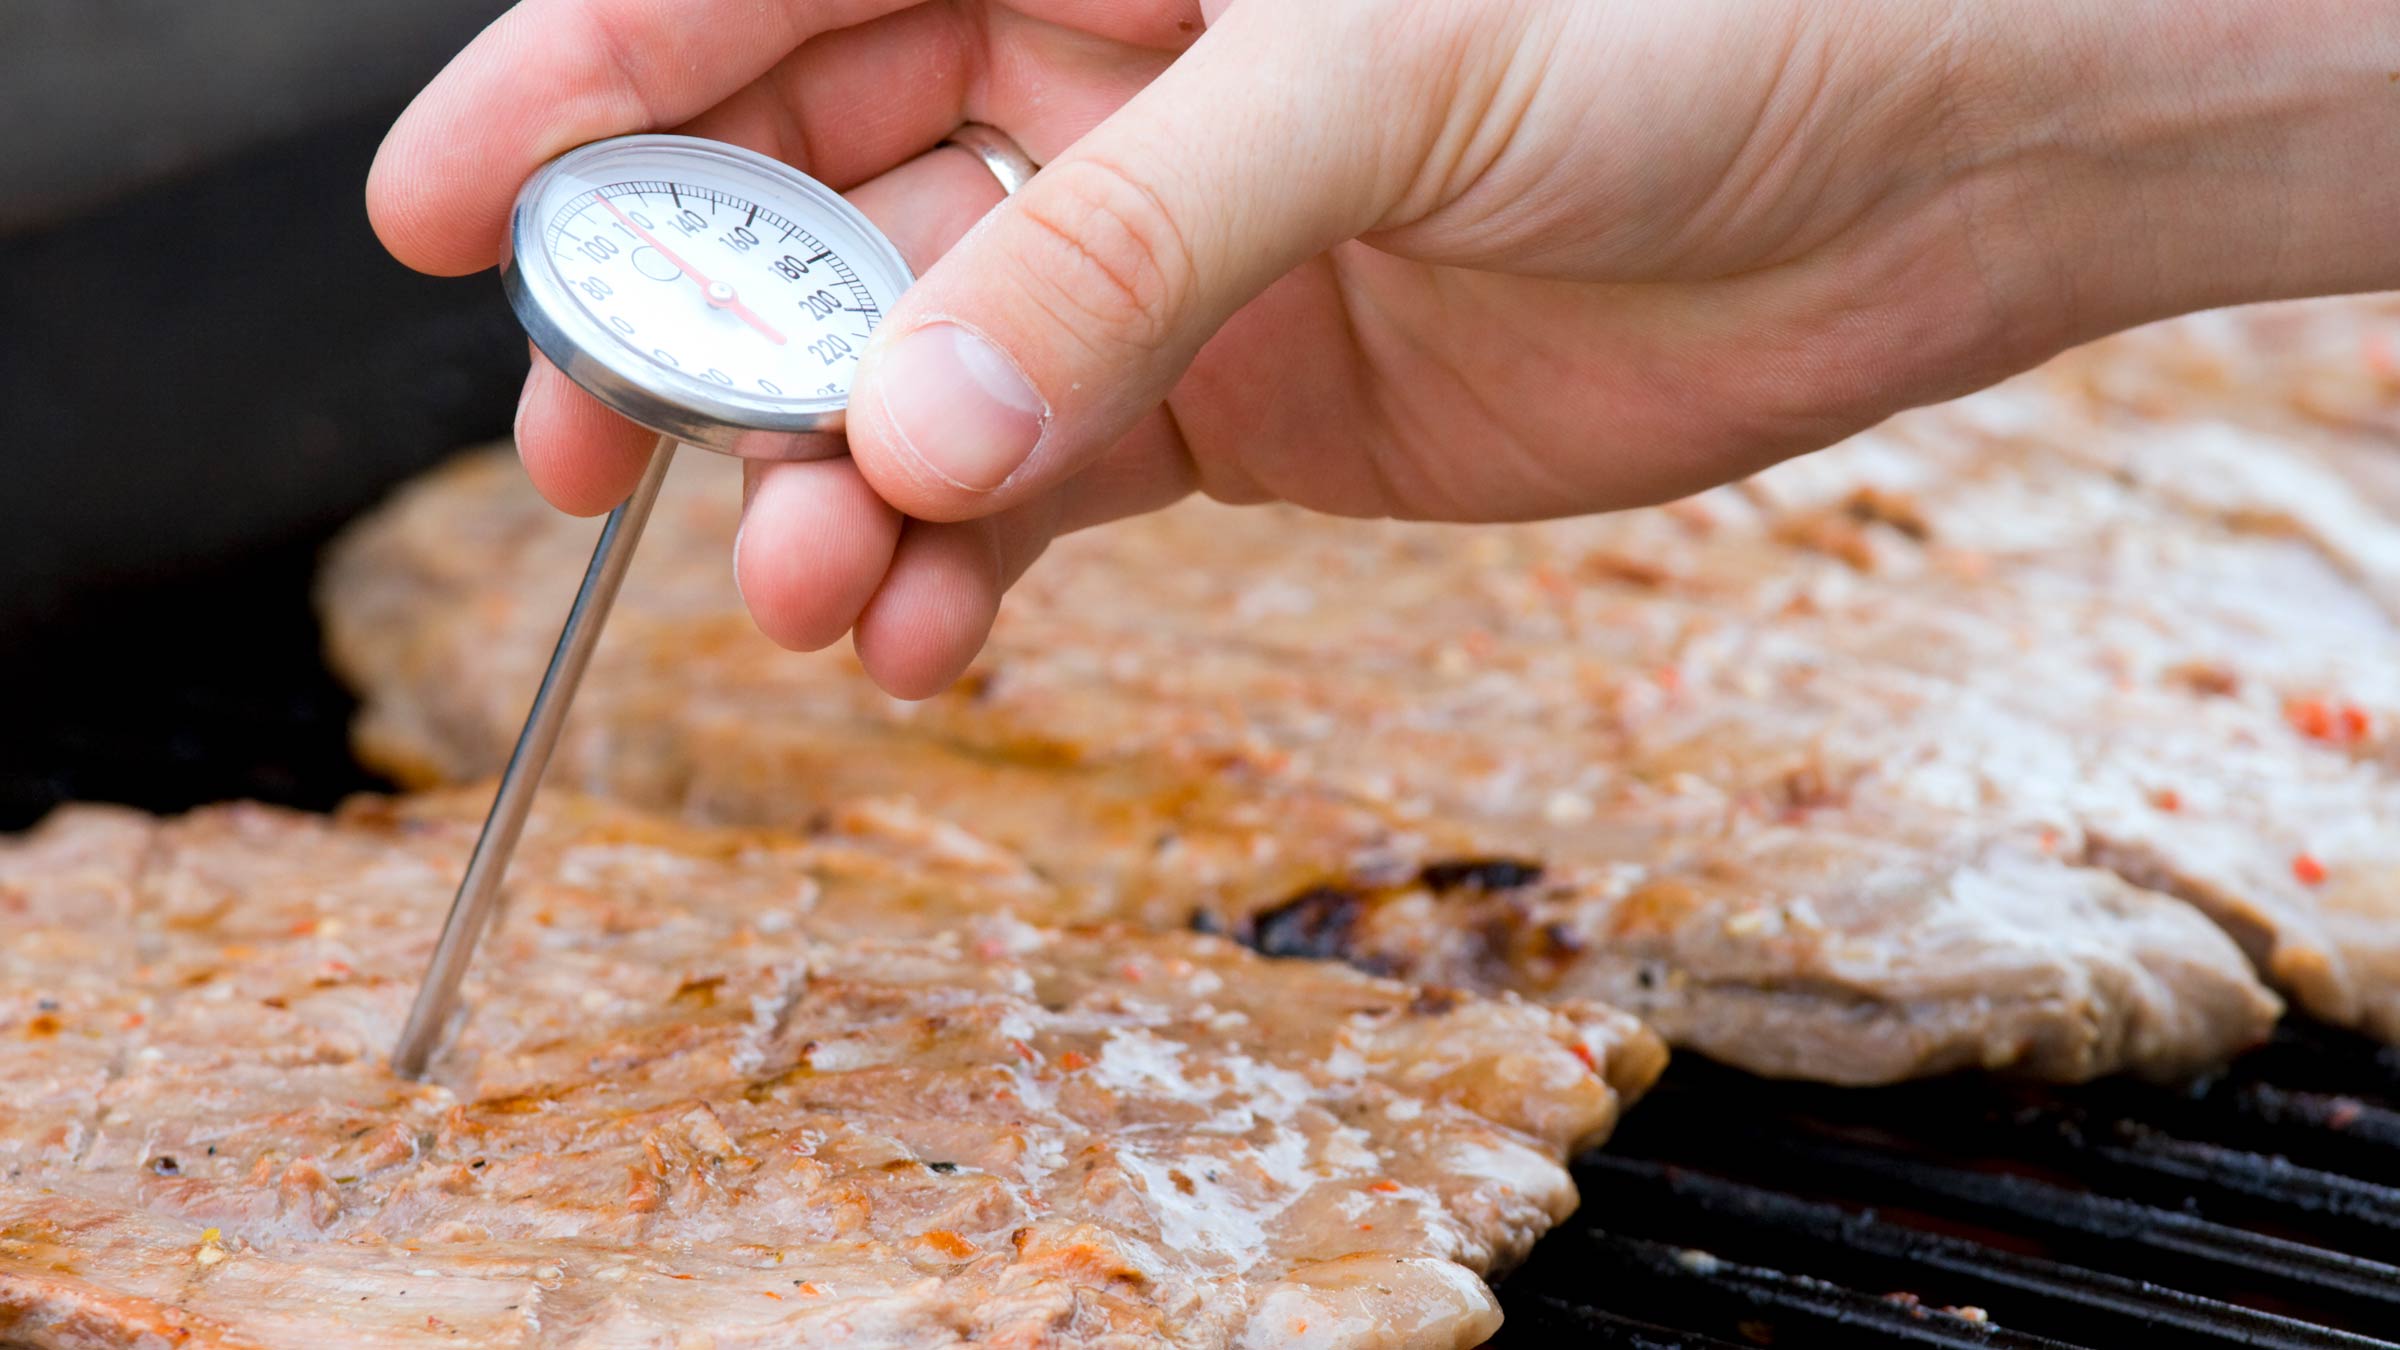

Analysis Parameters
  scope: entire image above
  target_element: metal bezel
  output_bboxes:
[502,134,915,458]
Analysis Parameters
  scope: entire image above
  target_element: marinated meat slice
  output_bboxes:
[0,795,1661,1350]
[319,300,2400,1081]
[1658,373,2400,1039]
[1293,831,2284,1085]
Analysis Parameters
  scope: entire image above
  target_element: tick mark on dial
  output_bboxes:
[745,204,757,228]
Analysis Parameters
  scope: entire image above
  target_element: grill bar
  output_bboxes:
[1570,1153,2399,1350]
[1508,1228,2080,1348]
[2071,1118,2400,1239]
[2231,1083,2400,1158]
[1639,1123,2400,1325]
[1794,1097,2400,1251]
[2045,1077,2400,1183]
[2233,1023,2400,1100]
[1496,1299,1755,1349]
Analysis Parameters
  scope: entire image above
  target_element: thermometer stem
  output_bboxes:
[596,196,788,346]
[390,435,678,1080]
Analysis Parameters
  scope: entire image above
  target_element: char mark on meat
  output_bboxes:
[1417,859,1546,894]
[1242,885,1366,961]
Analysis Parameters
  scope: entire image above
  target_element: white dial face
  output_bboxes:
[516,137,913,424]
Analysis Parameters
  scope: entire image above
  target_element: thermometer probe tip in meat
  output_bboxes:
[390,130,1032,1078]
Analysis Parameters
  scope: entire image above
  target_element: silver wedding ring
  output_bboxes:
[941,123,1038,197]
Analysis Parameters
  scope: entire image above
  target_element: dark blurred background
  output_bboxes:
[0,1,524,827]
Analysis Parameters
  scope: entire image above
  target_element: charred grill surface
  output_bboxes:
[1498,1020,2400,1347]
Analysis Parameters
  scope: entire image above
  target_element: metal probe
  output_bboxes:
[389,435,675,1079]
[387,126,1036,1079]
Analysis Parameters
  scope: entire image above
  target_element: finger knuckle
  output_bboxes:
[1007,155,1196,354]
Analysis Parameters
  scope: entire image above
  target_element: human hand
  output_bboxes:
[370,0,2400,696]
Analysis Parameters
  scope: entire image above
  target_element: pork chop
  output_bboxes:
[318,301,2400,1082]
[0,793,1661,1350]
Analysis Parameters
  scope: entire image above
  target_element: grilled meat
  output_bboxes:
[323,300,2400,1082]
[0,793,1659,1349]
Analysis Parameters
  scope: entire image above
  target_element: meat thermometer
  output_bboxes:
[391,129,1034,1078]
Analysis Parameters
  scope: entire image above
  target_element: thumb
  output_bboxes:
[844,4,1399,522]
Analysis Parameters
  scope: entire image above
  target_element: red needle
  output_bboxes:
[597,195,788,346]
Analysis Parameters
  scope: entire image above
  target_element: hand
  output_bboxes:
[370,0,2400,697]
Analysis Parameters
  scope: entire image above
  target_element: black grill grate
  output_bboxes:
[1499,1028,2400,1347]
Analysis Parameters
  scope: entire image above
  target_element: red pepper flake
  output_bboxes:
[1009,1039,1036,1064]
[2150,788,2182,813]
[2037,827,2061,856]
[759,1290,783,1302]
[1367,1180,1402,1194]
[2293,853,2329,886]
[797,1281,823,1297]
[1118,961,1146,982]
[920,1230,976,1259]
[1529,564,1576,601]
[1570,1043,1600,1074]
[2287,697,2335,740]
[2286,697,2371,744]
[287,918,319,938]
[1357,1223,1375,1231]
[668,1273,698,1281]
[1653,665,1683,695]
[1057,1050,1091,1072]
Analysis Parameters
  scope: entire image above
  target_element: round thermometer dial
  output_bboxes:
[504,135,914,458]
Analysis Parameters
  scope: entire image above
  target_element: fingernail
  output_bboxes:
[876,323,1046,491]
[731,501,750,611]
[731,465,761,611]
[513,363,546,442]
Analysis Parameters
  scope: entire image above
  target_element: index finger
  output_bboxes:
[367,0,920,277]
